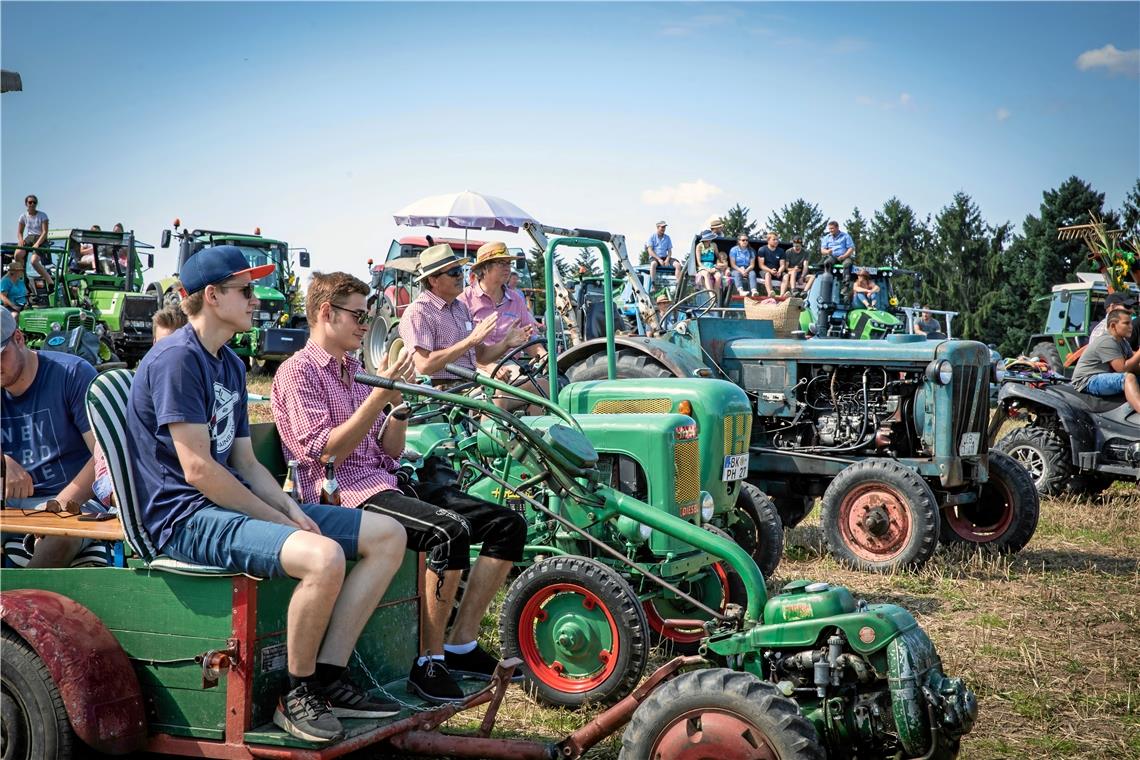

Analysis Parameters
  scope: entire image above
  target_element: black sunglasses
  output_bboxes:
[215,283,255,299]
[442,267,464,278]
[330,303,373,325]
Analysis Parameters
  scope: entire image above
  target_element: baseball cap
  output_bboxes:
[179,246,275,296]
[1106,291,1137,309]
[1,308,16,349]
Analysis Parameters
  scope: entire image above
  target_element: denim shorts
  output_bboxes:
[162,503,362,578]
[1085,372,1126,397]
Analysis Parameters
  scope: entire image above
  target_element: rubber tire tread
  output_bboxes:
[733,482,785,580]
[619,668,825,760]
[948,449,1039,554]
[1,627,75,760]
[820,460,939,572]
[994,425,1070,496]
[565,349,676,382]
[1030,341,1064,375]
[499,556,649,709]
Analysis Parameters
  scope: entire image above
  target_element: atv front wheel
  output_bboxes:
[821,460,939,572]
[619,668,824,760]
[941,450,1039,553]
[995,425,1070,496]
[499,556,648,709]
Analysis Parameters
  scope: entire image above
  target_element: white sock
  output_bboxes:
[444,641,477,655]
[417,654,447,666]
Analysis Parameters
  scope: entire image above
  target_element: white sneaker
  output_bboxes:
[750,290,759,297]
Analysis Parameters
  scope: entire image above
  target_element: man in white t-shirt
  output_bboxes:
[14,194,53,289]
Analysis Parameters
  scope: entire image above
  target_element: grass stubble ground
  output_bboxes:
[249,393,1139,759]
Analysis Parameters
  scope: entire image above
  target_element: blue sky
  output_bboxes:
[3,2,1138,281]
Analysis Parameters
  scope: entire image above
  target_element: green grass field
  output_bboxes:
[248,388,1139,758]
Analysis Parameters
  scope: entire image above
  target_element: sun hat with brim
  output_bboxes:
[700,231,717,242]
[1,308,16,349]
[472,241,522,269]
[417,243,470,282]
[180,245,276,296]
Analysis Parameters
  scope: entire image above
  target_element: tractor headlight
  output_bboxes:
[926,359,953,385]
[700,491,715,523]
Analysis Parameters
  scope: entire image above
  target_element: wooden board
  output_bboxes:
[0,510,124,541]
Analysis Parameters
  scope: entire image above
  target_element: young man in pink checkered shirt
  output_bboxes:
[273,270,527,705]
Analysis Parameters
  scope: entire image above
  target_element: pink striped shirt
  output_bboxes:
[271,341,399,508]
[459,283,539,346]
[398,290,477,380]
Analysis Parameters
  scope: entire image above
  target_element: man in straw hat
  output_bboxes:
[128,247,409,743]
[459,241,548,413]
[399,243,529,388]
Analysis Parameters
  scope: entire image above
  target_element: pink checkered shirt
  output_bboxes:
[398,290,477,380]
[459,283,539,346]
[271,341,399,508]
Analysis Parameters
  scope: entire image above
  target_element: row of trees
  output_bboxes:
[524,176,1139,356]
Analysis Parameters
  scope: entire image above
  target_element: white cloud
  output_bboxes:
[899,92,912,107]
[1075,44,1140,78]
[641,179,724,207]
[854,92,915,111]
[659,13,736,37]
[996,107,1011,122]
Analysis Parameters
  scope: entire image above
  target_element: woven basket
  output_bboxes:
[743,297,804,335]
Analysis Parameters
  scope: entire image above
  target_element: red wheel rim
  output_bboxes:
[837,482,912,562]
[650,708,780,759]
[643,564,730,645]
[945,477,1015,542]
[517,582,619,693]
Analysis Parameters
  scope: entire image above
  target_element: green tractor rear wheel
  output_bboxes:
[1,627,74,760]
[499,556,648,709]
[821,460,939,572]
[619,668,824,760]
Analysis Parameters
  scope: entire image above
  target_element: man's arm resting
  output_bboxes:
[169,423,296,526]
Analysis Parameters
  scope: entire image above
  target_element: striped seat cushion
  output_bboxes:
[85,369,235,575]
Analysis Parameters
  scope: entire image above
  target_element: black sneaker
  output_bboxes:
[407,658,465,704]
[320,676,401,719]
[445,644,523,682]
[273,683,344,743]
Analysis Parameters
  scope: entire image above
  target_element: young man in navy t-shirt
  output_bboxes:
[126,246,408,744]
[1,307,102,566]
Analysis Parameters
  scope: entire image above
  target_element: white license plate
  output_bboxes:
[959,433,981,457]
[722,453,749,481]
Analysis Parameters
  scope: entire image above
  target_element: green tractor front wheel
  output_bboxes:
[727,483,784,579]
[619,668,825,760]
[499,556,648,709]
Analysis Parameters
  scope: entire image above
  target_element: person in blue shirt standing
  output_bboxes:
[729,234,759,297]
[1,308,105,567]
[645,220,675,283]
[821,220,856,282]
[127,246,409,743]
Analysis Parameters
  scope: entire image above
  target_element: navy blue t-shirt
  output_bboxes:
[127,324,250,549]
[758,245,784,270]
[1,351,96,496]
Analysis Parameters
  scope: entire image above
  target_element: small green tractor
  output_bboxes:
[156,221,310,373]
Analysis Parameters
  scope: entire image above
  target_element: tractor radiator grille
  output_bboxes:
[591,398,672,414]
[123,295,158,319]
[723,413,752,457]
[20,313,93,336]
[951,363,989,456]
[674,439,700,505]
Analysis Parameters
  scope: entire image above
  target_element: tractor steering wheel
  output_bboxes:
[657,288,717,331]
[489,337,551,401]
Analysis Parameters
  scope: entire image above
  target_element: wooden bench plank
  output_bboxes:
[0,511,124,541]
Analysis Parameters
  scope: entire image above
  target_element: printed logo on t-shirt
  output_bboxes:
[209,383,240,455]
[1,410,66,491]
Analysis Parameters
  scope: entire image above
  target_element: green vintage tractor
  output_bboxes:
[0,365,976,760]
[156,221,310,373]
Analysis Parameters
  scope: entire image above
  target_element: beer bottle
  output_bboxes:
[319,456,341,506]
[283,460,301,502]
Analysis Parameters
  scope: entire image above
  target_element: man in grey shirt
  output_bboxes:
[1071,310,1140,414]
[1087,291,1137,346]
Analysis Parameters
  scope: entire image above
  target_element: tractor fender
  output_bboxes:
[556,336,705,379]
[994,383,1097,461]
[0,589,147,754]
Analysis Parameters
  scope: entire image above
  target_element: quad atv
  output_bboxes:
[991,378,1140,496]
